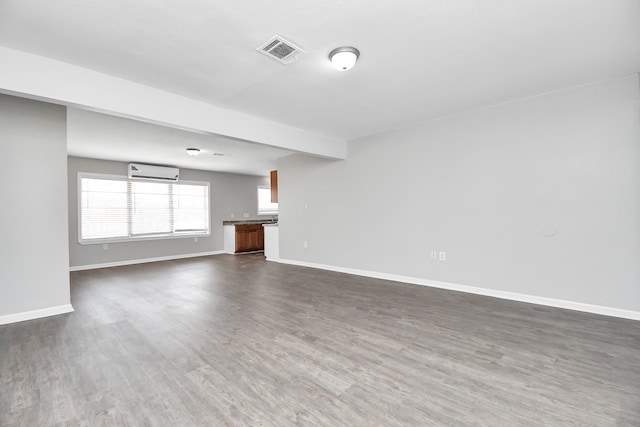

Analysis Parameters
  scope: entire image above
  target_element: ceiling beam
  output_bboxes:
[0,47,347,160]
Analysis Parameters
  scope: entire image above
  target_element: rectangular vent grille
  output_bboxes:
[257,35,304,64]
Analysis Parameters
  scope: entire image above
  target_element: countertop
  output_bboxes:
[223,219,278,226]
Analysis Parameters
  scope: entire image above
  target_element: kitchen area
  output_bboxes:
[223,170,279,261]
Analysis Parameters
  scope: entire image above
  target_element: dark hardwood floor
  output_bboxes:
[1,254,639,426]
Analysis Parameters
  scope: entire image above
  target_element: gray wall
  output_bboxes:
[68,156,272,267]
[279,75,640,312]
[0,94,70,316]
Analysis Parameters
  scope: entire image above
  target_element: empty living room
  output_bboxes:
[1,1,639,426]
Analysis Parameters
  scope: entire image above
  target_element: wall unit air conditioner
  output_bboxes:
[128,163,179,182]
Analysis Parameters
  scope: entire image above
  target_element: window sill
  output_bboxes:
[79,232,211,245]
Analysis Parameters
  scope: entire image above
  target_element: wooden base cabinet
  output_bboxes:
[235,224,264,253]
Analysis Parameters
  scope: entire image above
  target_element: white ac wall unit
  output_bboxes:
[128,163,179,182]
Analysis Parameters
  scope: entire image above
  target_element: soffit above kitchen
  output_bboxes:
[67,108,295,176]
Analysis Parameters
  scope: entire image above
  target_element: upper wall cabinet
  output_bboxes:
[270,170,278,203]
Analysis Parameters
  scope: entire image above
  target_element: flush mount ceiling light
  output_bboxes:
[186,148,200,156]
[329,46,360,71]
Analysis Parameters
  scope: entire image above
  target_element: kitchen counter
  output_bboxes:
[223,220,277,254]
[223,219,277,226]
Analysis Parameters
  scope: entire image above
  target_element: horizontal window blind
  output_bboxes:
[174,183,209,232]
[258,186,278,214]
[79,174,209,243]
[81,178,128,240]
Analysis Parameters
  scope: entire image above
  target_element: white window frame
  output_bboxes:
[257,185,278,215]
[78,172,211,244]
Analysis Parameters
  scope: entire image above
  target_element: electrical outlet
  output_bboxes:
[102,243,108,251]
[303,241,308,249]
[243,212,250,218]
[439,251,446,261]
[430,251,437,260]
[230,213,235,218]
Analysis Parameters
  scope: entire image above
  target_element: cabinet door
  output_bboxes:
[235,229,248,253]
[247,229,258,251]
[258,226,264,249]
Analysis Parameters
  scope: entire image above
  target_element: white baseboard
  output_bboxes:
[0,304,74,325]
[69,251,225,271]
[276,258,640,321]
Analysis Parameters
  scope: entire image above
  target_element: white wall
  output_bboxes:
[68,156,274,268]
[279,75,640,315]
[0,94,71,323]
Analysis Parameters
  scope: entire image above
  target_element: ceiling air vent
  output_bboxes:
[257,35,304,64]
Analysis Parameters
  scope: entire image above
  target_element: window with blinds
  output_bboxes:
[257,185,278,215]
[79,173,209,243]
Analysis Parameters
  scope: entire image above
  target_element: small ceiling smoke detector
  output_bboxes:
[329,46,360,71]
[186,148,200,156]
[257,35,305,64]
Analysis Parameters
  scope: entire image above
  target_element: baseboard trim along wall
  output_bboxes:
[0,304,74,326]
[69,251,225,271]
[275,258,640,322]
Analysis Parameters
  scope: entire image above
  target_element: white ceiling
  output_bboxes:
[1,0,639,174]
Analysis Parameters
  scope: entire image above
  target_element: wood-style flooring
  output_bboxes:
[1,254,639,426]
